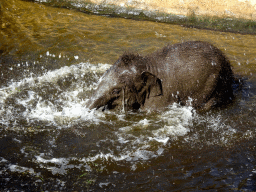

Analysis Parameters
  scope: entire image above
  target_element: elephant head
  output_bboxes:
[86,54,163,111]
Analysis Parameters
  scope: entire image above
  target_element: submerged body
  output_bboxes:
[87,41,234,111]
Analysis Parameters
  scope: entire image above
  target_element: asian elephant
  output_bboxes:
[86,41,234,112]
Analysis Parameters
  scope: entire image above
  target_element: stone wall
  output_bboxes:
[88,0,256,20]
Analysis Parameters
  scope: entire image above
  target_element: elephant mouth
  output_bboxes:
[100,97,120,111]
[95,95,141,112]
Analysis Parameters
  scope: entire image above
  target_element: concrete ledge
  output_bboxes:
[80,0,256,20]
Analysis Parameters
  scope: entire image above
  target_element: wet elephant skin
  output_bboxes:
[87,41,234,112]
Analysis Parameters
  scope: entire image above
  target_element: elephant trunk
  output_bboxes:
[87,87,127,112]
[86,94,106,110]
[86,100,97,110]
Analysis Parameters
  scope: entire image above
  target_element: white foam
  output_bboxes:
[155,103,193,140]
[149,136,169,144]
[81,148,158,162]
[9,165,35,174]
[99,182,111,188]
[35,154,92,174]
[36,155,68,165]
[1,62,110,95]
[153,124,189,140]
[17,91,35,106]
[0,62,111,126]
[138,118,150,126]
[26,94,106,126]
[0,157,8,163]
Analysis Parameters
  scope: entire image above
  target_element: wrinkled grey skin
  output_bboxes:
[87,41,234,112]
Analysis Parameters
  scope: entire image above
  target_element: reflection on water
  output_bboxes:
[1,0,256,191]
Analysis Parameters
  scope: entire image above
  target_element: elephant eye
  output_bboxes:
[112,88,121,95]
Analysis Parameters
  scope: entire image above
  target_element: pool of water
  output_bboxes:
[1,0,256,191]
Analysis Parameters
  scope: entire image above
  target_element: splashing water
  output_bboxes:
[0,62,241,174]
[0,62,196,166]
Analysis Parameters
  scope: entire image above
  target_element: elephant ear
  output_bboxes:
[134,71,163,105]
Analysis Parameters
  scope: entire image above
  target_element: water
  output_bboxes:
[1,0,256,191]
